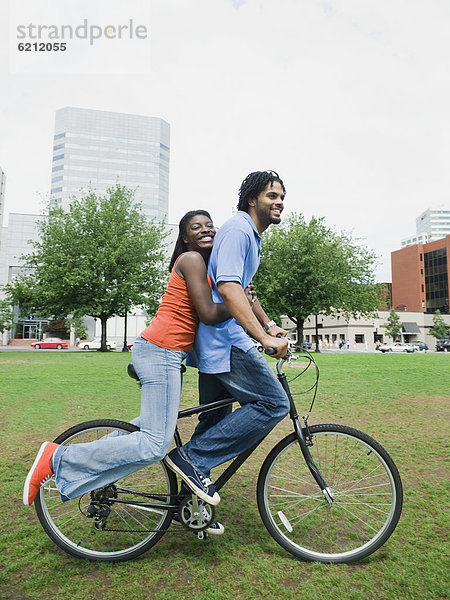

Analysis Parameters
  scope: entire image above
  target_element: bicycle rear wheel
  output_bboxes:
[257,424,403,563]
[34,419,178,562]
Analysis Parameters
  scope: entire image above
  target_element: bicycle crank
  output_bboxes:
[178,495,215,533]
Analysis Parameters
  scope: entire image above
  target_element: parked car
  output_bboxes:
[377,342,415,353]
[436,338,450,352]
[81,338,117,350]
[407,341,429,352]
[30,337,68,350]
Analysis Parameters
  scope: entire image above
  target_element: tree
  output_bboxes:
[385,308,402,342]
[253,213,382,345]
[5,185,169,351]
[0,298,14,334]
[66,315,88,341]
[429,309,450,340]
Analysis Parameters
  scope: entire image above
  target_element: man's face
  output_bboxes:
[252,181,285,226]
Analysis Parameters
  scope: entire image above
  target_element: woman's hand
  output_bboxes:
[244,282,257,307]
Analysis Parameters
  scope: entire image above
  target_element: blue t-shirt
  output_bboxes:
[188,211,261,373]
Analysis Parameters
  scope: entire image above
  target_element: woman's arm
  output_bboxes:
[176,252,231,325]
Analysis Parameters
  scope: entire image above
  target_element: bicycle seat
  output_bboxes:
[127,363,140,381]
[127,362,186,382]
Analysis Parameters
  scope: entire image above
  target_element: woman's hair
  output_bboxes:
[237,170,286,213]
[168,209,213,271]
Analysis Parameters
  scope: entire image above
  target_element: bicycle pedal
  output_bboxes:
[196,531,208,540]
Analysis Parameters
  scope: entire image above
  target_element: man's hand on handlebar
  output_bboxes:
[266,323,288,339]
[262,334,289,359]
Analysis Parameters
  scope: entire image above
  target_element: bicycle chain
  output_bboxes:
[99,527,189,534]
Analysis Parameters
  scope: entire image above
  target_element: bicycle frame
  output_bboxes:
[175,356,332,499]
[109,355,332,512]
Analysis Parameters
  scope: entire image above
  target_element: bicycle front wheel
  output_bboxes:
[34,419,178,562]
[257,424,403,563]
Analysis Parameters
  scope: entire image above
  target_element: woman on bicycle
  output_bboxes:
[23,210,236,515]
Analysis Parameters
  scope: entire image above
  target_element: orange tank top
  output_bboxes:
[141,254,208,352]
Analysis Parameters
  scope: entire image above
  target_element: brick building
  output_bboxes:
[391,235,450,313]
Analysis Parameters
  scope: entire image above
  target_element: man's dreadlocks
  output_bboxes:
[237,170,286,213]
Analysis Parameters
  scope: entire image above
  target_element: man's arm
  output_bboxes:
[217,281,288,359]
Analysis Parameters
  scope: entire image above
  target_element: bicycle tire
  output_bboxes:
[34,419,178,562]
[257,424,403,563]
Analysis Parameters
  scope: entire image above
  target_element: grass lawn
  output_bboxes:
[0,350,448,600]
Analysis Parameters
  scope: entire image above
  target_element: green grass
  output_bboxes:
[0,351,449,600]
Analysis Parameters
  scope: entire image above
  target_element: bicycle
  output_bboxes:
[34,348,403,563]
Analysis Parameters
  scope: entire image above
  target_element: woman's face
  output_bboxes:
[183,214,216,252]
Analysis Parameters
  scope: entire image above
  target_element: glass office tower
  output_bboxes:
[50,107,170,221]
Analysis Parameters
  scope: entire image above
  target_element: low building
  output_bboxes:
[281,310,450,351]
[0,212,47,344]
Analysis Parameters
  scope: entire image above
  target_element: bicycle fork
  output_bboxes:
[277,372,334,505]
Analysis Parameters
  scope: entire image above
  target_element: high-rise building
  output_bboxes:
[401,207,450,248]
[50,107,170,221]
[0,167,5,233]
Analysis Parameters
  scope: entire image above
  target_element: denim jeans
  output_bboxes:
[53,337,186,500]
[182,346,289,475]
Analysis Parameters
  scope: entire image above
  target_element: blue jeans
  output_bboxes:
[182,346,289,475]
[53,337,186,500]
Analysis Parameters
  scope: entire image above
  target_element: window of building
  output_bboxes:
[54,132,66,140]
[424,248,449,313]
[51,187,63,193]
[355,335,365,343]
[53,154,64,161]
[52,166,64,172]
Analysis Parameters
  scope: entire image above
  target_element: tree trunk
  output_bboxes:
[296,318,305,349]
[100,315,108,351]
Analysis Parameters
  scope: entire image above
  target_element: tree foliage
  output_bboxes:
[429,309,450,339]
[385,308,402,341]
[0,298,14,334]
[5,185,169,350]
[253,213,381,343]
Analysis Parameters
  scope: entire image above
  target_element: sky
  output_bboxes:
[1,0,449,282]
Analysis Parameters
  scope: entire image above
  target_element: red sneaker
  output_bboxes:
[23,442,59,506]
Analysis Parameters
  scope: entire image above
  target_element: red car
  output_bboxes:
[30,337,68,350]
